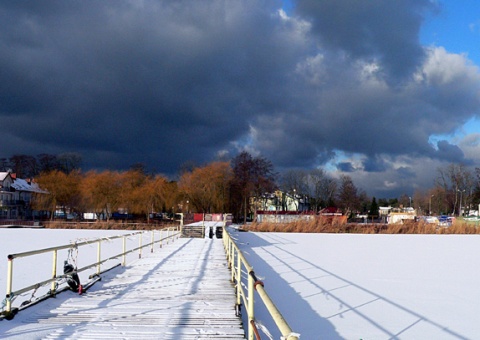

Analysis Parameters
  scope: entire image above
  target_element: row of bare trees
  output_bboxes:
[33,169,176,222]
[277,163,480,217]
[278,169,369,217]
[32,151,277,222]
[411,164,479,216]
[29,148,480,222]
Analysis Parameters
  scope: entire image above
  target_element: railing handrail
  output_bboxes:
[7,231,144,260]
[2,226,180,320]
[223,227,300,340]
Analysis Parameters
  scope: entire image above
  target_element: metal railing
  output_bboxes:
[223,227,300,340]
[1,226,180,320]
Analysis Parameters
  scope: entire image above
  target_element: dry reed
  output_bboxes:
[246,218,480,234]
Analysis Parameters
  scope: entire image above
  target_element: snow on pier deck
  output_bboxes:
[1,232,245,339]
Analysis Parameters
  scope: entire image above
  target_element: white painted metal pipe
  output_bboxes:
[96,241,101,275]
[51,250,57,294]
[6,257,13,313]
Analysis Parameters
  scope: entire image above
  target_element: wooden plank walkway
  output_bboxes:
[1,236,245,339]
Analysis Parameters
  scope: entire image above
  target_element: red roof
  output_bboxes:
[319,207,342,215]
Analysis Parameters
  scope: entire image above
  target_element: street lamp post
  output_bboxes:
[429,195,434,216]
[293,188,298,211]
[409,197,412,208]
[458,189,465,217]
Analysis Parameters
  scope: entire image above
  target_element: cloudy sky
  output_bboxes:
[1,0,479,197]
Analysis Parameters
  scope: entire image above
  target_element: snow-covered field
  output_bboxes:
[2,227,480,339]
[232,230,480,339]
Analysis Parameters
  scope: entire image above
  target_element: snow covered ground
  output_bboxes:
[2,227,480,339]
[232,230,480,339]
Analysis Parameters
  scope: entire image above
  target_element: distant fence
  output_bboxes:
[180,214,232,238]
[42,220,178,230]
[0,220,41,227]
[256,211,347,224]
[183,213,233,225]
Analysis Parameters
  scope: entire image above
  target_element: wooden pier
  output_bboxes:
[1,236,245,339]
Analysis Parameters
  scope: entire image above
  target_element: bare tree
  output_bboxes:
[436,164,474,215]
[9,154,38,178]
[336,175,361,217]
[37,154,58,173]
[57,152,82,174]
[178,161,232,213]
[230,151,276,223]
[306,168,337,211]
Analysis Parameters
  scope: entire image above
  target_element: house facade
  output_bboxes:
[0,172,14,219]
[0,171,47,220]
[254,190,309,212]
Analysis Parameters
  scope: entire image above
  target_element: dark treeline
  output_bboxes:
[5,151,480,221]
[0,153,82,178]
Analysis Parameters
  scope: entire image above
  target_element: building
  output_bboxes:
[0,172,14,219]
[0,171,47,220]
[387,207,417,224]
[253,190,309,212]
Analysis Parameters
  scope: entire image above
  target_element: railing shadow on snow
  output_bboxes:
[238,231,469,340]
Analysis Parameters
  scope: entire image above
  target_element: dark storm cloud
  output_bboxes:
[0,0,300,173]
[362,156,388,172]
[337,162,355,172]
[294,0,438,80]
[1,1,480,197]
[433,140,469,164]
[252,45,480,176]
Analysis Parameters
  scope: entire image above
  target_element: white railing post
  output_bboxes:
[236,250,241,306]
[150,230,154,253]
[230,245,235,282]
[160,229,163,248]
[248,271,255,340]
[138,233,143,258]
[226,238,230,263]
[6,256,13,313]
[122,236,127,266]
[51,250,57,294]
[96,240,101,275]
